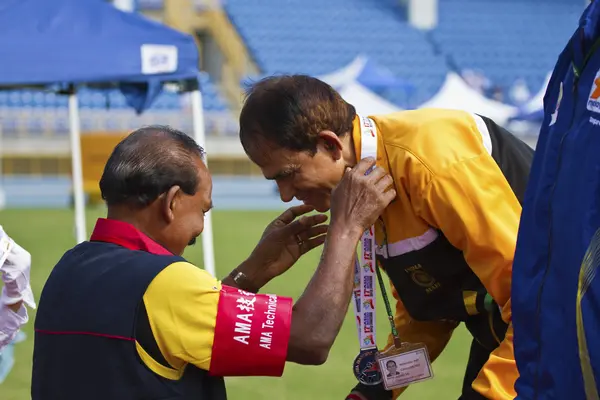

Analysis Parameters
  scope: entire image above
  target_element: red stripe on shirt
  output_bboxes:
[209,285,292,377]
[35,329,135,342]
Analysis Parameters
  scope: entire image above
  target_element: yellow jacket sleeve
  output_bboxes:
[138,261,221,379]
[414,153,520,399]
[472,303,517,399]
[385,284,459,399]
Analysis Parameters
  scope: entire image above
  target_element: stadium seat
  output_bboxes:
[2,0,582,134]
[224,0,584,107]
[432,0,583,98]
[224,0,448,108]
[0,72,232,134]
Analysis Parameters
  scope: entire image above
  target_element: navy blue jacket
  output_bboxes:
[512,2,600,398]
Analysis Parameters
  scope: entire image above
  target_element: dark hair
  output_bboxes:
[386,360,397,368]
[239,75,356,154]
[99,125,205,208]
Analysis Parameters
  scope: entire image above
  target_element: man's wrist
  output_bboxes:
[226,258,268,293]
[328,222,364,242]
[227,267,260,293]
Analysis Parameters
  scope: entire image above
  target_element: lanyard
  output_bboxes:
[572,34,600,80]
[352,115,400,351]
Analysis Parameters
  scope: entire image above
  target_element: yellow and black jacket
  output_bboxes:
[351,109,533,400]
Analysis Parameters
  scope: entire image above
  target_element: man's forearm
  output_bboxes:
[287,224,362,364]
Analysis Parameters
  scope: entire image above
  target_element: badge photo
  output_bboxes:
[377,343,434,391]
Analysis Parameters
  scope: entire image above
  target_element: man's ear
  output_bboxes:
[317,130,344,160]
[162,186,181,223]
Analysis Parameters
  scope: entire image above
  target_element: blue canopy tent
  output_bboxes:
[355,58,416,92]
[509,108,545,123]
[0,0,216,275]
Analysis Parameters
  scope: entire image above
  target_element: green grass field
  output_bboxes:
[0,208,471,399]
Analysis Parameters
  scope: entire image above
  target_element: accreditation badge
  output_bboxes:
[376,342,434,391]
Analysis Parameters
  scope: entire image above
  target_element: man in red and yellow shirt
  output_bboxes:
[32,125,395,399]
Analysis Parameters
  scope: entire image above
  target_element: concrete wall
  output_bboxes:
[0,176,300,210]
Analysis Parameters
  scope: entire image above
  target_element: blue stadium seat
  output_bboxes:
[225,0,584,107]
[136,0,164,10]
[0,72,231,133]
[432,0,583,98]
[224,0,448,107]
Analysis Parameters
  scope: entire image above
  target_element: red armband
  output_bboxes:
[209,285,292,377]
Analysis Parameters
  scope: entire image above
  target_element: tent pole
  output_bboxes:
[190,88,216,277]
[68,85,87,243]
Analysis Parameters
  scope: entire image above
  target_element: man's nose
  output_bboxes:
[277,182,295,203]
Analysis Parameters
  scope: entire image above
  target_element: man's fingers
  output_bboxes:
[302,234,327,253]
[375,174,394,190]
[283,216,313,235]
[276,204,315,224]
[382,187,397,206]
[304,223,329,239]
[308,214,328,226]
[352,157,377,175]
[288,214,328,234]
[366,166,387,182]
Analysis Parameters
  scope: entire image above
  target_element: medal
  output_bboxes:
[351,115,434,391]
[353,348,382,386]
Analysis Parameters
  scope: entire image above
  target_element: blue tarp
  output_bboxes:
[0,0,199,112]
[509,108,544,123]
[356,58,416,92]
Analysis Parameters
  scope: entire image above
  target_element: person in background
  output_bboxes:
[32,126,395,399]
[511,1,600,398]
[0,226,35,383]
[238,75,533,400]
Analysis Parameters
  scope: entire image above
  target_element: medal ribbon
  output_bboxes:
[352,115,379,351]
[352,115,401,352]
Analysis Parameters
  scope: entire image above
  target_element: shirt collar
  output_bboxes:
[351,114,383,161]
[90,218,173,256]
[351,114,362,160]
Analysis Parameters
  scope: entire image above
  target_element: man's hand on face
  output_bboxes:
[330,157,396,238]
[241,205,329,288]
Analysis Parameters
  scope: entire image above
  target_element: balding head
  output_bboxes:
[100,125,205,208]
[99,126,212,256]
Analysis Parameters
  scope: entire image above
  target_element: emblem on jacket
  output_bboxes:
[405,264,441,293]
[586,72,600,114]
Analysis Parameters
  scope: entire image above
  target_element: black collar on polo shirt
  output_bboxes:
[90,218,173,256]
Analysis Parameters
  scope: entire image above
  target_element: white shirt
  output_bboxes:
[0,226,35,351]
